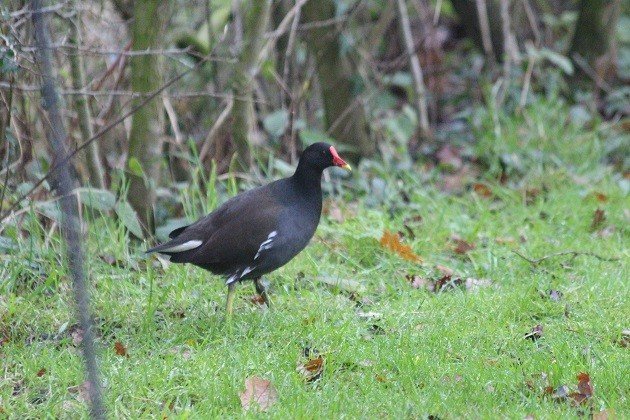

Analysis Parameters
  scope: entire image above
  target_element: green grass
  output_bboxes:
[1,109,629,418]
[2,170,628,418]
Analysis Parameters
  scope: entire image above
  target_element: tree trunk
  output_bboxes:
[569,0,620,80]
[230,0,272,171]
[127,0,165,236]
[68,1,105,188]
[301,0,374,161]
[450,0,504,61]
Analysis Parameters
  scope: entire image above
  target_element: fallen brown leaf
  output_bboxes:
[433,275,464,292]
[240,377,278,412]
[297,356,325,383]
[435,265,454,277]
[249,295,266,306]
[590,208,606,231]
[68,381,92,403]
[114,341,128,357]
[36,368,46,377]
[576,372,593,399]
[450,235,475,254]
[590,192,609,203]
[406,274,430,289]
[380,230,422,263]
[472,183,493,198]
[525,188,541,205]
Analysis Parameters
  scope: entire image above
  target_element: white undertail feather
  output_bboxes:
[160,240,203,253]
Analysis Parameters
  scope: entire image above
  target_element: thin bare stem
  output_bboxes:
[475,0,494,60]
[396,0,430,133]
[512,250,619,266]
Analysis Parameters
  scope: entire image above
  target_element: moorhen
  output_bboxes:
[147,142,351,314]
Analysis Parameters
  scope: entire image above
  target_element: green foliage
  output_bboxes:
[473,96,605,177]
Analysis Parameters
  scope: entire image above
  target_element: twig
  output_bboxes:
[522,0,541,46]
[396,0,430,133]
[91,42,131,91]
[199,96,234,162]
[475,0,494,60]
[257,0,309,69]
[512,250,619,266]
[519,41,536,109]
[162,94,183,145]
[31,1,105,418]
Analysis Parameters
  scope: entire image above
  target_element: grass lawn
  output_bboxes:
[1,109,629,418]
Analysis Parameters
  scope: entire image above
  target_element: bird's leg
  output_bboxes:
[254,277,270,308]
[226,282,237,316]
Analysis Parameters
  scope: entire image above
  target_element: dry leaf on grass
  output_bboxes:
[249,295,266,306]
[68,380,93,403]
[380,230,422,263]
[588,192,608,203]
[240,377,278,412]
[114,341,128,357]
[472,183,493,198]
[297,356,325,383]
[405,272,491,293]
[450,234,475,254]
[590,208,606,231]
[36,368,46,377]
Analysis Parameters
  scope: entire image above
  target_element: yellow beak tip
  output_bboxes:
[342,164,352,172]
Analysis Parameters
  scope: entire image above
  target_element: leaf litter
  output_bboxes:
[239,377,278,412]
[380,230,422,263]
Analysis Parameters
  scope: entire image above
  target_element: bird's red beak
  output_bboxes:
[330,146,352,171]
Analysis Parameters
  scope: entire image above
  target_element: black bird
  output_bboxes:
[147,142,351,314]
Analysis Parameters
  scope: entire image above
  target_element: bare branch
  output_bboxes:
[31,1,105,418]
[475,0,494,60]
[512,250,620,266]
[396,0,430,133]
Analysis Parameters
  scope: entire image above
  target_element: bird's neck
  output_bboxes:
[291,164,323,197]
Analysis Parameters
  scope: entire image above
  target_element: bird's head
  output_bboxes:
[299,142,352,172]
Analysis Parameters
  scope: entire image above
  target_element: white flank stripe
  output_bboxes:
[254,231,278,260]
[161,240,203,253]
[241,266,255,277]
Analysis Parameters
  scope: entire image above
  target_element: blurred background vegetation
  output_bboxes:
[1,0,628,239]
